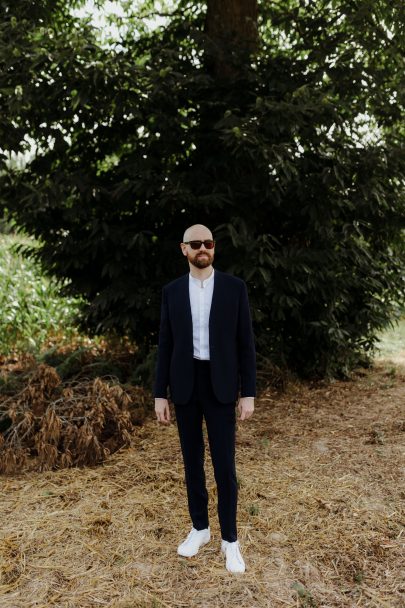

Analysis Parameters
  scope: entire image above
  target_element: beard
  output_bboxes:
[189,251,214,268]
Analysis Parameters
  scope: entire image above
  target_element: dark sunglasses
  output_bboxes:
[183,240,215,250]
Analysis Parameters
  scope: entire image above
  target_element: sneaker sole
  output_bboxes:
[226,565,246,573]
[177,537,210,557]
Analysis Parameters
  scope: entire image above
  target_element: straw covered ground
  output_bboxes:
[1,359,404,608]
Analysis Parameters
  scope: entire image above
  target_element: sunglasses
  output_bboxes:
[183,240,215,250]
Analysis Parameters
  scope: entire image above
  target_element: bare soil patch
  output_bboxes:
[1,361,404,607]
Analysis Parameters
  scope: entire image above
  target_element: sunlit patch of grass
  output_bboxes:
[376,316,405,360]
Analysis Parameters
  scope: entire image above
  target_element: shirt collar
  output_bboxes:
[189,267,215,288]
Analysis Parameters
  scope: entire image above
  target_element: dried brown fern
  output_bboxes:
[0,364,141,473]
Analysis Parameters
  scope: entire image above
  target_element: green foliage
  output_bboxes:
[291,581,318,607]
[0,234,82,354]
[0,0,404,377]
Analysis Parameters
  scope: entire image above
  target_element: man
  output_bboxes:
[153,224,256,574]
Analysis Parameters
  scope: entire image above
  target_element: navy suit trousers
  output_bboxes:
[174,357,238,542]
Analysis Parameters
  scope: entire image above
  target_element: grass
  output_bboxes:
[0,232,83,355]
[375,315,405,363]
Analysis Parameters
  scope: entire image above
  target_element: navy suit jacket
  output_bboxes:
[153,268,256,404]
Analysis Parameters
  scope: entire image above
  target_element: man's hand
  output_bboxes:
[238,397,255,421]
[155,398,171,425]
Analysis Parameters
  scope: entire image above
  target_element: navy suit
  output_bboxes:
[153,268,256,542]
[153,269,256,403]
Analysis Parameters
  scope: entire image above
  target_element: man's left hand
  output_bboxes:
[238,397,255,421]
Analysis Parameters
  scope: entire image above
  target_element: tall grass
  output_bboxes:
[0,233,82,354]
[376,316,405,359]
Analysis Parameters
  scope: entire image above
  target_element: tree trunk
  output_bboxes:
[205,0,259,80]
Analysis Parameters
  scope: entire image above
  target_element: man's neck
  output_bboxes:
[189,265,214,281]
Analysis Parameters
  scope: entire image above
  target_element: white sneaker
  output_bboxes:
[221,540,246,573]
[177,527,211,557]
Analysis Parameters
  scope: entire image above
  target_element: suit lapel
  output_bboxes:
[209,268,221,340]
[179,274,193,349]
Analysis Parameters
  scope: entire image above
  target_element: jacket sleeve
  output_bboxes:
[237,281,256,398]
[153,286,173,399]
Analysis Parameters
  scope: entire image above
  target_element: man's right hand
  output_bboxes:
[155,398,171,425]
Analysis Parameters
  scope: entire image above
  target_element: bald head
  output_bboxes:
[183,224,213,243]
[180,224,215,270]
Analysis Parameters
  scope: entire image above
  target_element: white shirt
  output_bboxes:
[189,267,215,360]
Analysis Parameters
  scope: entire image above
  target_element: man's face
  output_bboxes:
[182,236,215,268]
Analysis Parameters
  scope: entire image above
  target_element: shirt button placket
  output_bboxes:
[200,284,204,358]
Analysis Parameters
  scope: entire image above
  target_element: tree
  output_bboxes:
[0,0,404,380]
[205,0,258,78]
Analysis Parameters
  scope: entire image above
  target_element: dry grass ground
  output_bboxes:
[1,357,404,608]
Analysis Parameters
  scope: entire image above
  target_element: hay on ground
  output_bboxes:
[0,361,404,607]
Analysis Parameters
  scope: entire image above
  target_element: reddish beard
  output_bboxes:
[189,251,214,268]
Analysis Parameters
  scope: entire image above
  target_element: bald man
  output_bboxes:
[154,224,256,573]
